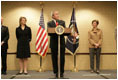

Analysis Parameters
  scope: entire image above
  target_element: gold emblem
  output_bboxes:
[70,24,79,44]
[55,25,64,35]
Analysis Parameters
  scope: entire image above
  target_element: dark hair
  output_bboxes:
[92,20,99,25]
[19,17,27,25]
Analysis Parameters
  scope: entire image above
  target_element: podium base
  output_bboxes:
[49,74,69,79]
[49,77,69,79]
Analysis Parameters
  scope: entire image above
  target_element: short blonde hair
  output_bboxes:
[19,17,27,25]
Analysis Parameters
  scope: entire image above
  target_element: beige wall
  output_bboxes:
[2,1,117,53]
[1,1,117,70]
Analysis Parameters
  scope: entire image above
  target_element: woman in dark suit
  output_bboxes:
[16,17,32,75]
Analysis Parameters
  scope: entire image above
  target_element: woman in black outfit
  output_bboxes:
[16,17,32,75]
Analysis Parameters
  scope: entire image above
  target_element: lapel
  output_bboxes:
[51,20,56,27]
[92,28,99,33]
[1,26,5,33]
[19,25,27,31]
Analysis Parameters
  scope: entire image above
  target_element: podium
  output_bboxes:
[47,25,71,78]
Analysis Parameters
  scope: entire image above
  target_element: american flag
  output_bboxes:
[36,9,48,56]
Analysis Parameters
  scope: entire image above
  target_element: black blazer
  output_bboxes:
[47,20,66,49]
[1,25,9,50]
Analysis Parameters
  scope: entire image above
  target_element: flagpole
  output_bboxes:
[58,36,61,78]
[38,2,45,72]
[72,1,78,72]
[72,54,78,72]
[38,56,44,72]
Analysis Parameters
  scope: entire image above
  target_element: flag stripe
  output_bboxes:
[36,32,47,51]
[36,28,44,45]
[37,36,48,54]
[36,26,41,36]
[42,44,48,56]
[40,40,48,55]
[36,29,45,49]
[36,26,42,40]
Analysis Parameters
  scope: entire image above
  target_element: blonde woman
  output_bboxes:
[16,17,32,75]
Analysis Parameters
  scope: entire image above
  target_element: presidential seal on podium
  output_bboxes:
[55,25,64,35]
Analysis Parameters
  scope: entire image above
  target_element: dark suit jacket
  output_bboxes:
[47,20,66,49]
[1,25,9,50]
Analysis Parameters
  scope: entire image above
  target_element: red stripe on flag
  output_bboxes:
[36,29,44,45]
[36,32,46,51]
[39,38,48,54]
[42,46,48,56]
[36,26,41,36]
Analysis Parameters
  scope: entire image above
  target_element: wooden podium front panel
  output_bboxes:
[47,28,71,35]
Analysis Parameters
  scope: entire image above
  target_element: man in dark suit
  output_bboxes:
[1,17,9,75]
[47,11,66,78]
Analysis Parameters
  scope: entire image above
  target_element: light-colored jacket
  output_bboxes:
[88,28,103,48]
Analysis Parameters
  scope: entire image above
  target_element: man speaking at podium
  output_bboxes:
[47,11,66,78]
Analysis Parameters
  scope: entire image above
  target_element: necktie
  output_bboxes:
[56,21,58,27]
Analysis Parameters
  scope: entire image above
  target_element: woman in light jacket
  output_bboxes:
[88,20,103,73]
